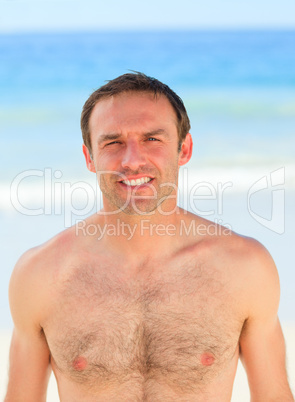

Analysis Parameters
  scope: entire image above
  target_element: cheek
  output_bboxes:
[94,154,124,184]
[93,151,119,171]
[147,147,176,164]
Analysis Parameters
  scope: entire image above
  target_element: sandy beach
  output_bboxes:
[1,324,294,401]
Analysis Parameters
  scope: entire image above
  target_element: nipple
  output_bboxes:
[200,352,215,366]
[73,356,88,371]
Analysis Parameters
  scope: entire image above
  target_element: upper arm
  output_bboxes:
[5,249,52,402]
[239,240,294,401]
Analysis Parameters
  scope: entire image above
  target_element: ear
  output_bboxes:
[178,133,193,166]
[82,144,96,173]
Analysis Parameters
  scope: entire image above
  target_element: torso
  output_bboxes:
[40,221,247,401]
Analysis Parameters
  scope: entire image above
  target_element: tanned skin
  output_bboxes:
[5,92,294,401]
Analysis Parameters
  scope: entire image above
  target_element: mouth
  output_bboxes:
[120,176,153,187]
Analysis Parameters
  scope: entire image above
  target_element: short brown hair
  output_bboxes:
[81,72,190,153]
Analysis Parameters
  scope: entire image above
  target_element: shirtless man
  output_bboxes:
[5,73,294,401]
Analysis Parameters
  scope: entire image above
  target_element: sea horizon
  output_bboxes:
[1,29,294,328]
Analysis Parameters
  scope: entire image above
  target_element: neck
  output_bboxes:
[94,206,184,261]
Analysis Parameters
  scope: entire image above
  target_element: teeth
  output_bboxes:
[122,177,152,186]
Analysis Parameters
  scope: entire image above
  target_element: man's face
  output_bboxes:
[84,91,191,215]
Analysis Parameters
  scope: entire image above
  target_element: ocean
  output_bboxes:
[0,30,295,328]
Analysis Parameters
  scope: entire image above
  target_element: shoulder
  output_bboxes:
[183,213,280,316]
[215,231,280,319]
[205,224,280,294]
[10,213,104,300]
[9,226,78,329]
[11,225,76,281]
[183,212,276,272]
[222,231,279,284]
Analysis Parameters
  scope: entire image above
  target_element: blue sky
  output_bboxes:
[1,0,295,32]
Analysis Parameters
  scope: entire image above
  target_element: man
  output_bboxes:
[6,72,294,401]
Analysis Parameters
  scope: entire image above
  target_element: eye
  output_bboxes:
[147,137,159,141]
[106,141,120,146]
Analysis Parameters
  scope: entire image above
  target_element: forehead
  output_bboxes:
[88,91,178,136]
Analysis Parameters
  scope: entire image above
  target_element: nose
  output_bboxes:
[121,141,146,170]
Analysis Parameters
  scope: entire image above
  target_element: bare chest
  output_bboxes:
[44,262,243,395]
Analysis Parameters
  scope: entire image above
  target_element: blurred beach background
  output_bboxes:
[0,0,295,399]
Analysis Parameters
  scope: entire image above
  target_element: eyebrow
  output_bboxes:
[143,129,168,139]
[97,129,168,145]
[97,133,122,145]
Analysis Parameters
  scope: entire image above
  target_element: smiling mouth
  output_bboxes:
[121,177,153,186]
